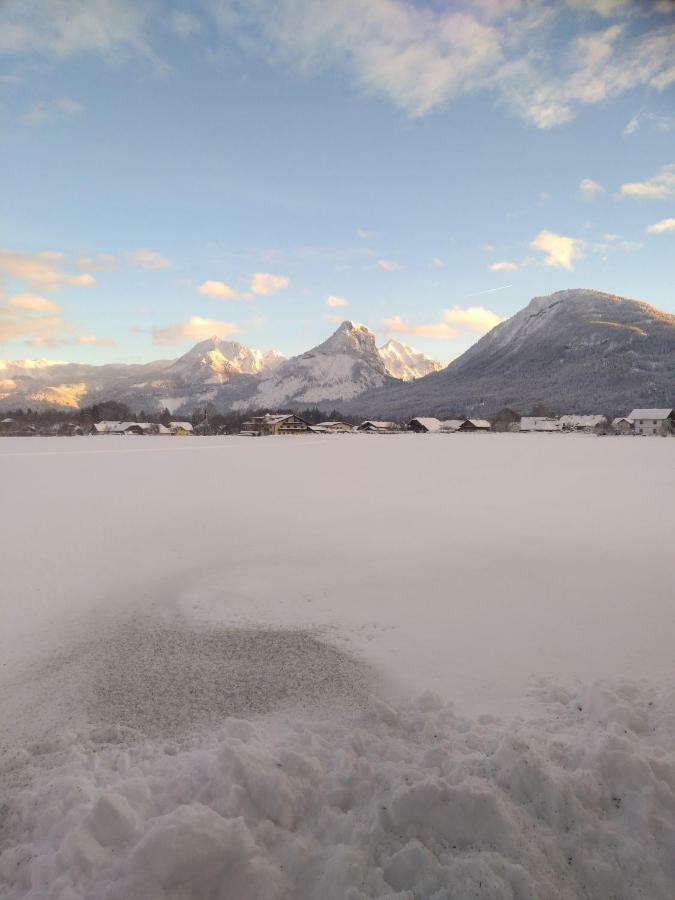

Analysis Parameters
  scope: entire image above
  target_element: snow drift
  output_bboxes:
[2,679,675,899]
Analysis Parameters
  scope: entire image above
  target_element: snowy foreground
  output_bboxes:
[0,434,674,899]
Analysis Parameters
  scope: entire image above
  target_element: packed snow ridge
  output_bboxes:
[2,680,675,899]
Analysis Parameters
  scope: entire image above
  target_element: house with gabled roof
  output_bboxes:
[356,420,399,434]
[240,413,311,436]
[458,419,491,432]
[628,409,674,436]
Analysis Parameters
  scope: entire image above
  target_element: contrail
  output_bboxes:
[466,284,513,297]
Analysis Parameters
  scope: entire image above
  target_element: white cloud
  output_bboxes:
[578,178,605,200]
[22,96,82,125]
[130,248,173,270]
[382,306,502,340]
[250,272,290,295]
[620,163,675,200]
[646,217,675,234]
[78,253,116,271]
[214,1,675,128]
[325,295,349,307]
[0,300,68,344]
[490,261,518,272]
[592,234,643,254]
[198,280,237,299]
[8,293,61,312]
[0,0,152,60]
[356,227,375,239]
[0,248,96,291]
[530,230,584,269]
[430,257,445,269]
[151,316,240,345]
[76,334,115,346]
[622,112,675,136]
[377,259,400,272]
[169,11,201,39]
[481,242,495,252]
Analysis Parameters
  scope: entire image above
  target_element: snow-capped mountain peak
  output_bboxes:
[165,338,286,384]
[378,339,444,381]
[227,321,390,409]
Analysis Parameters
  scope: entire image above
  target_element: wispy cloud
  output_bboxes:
[356,227,375,239]
[0,249,96,291]
[168,11,201,40]
[578,178,605,201]
[151,316,240,345]
[592,233,643,255]
[530,229,584,269]
[130,248,173,270]
[325,294,349,307]
[197,272,290,300]
[78,253,116,271]
[383,306,502,340]
[22,96,82,125]
[624,111,675,136]
[198,280,237,299]
[490,261,518,272]
[620,163,675,200]
[250,272,290,295]
[8,293,61,312]
[377,259,400,272]
[75,334,115,347]
[0,294,67,346]
[0,0,153,61]
[646,217,675,234]
[0,248,103,346]
[213,1,675,128]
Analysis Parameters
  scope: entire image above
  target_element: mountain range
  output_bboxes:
[0,327,440,413]
[1,289,673,417]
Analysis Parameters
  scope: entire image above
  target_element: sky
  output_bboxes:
[0,0,674,365]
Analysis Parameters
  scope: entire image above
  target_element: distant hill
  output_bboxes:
[346,289,675,418]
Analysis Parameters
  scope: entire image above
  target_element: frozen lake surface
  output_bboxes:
[1,434,674,899]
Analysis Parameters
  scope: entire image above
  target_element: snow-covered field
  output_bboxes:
[1,433,674,899]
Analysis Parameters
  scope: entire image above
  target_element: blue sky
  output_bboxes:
[1,0,674,364]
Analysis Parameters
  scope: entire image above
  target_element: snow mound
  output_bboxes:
[2,679,674,899]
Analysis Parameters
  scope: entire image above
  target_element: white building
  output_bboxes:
[628,409,674,436]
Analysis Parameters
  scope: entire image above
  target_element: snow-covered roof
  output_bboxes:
[409,417,442,432]
[439,419,464,431]
[560,415,607,428]
[628,409,673,420]
[612,417,633,426]
[157,424,173,434]
[316,421,351,428]
[520,417,561,432]
[358,420,397,429]
[169,421,193,430]
[465,419,491,429]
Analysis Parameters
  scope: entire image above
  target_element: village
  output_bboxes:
[1,407,673,437]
